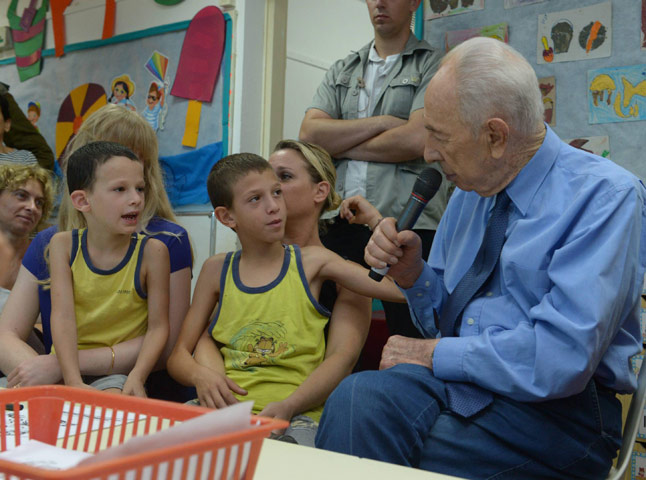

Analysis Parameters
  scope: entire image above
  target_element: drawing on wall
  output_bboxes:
[538,76,555,126]
[108,74,137,111]
[142,51,171,132]
[564,136,609,158]
[588,65,646,124]
[55,83,107,162]
[26,101,41,130]
[425,0,484,20]
[504,0,544,8]
[537,2,611,64]
[445,23,508,52]
[642,0,646,50]
[634,451,646,480]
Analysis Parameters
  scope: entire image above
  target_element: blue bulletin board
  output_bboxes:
[418,0,646,182]
[0,14,232,166]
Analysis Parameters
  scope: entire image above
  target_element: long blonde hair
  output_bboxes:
[57,104,177,231]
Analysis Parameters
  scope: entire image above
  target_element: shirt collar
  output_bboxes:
[368,41,400,65]
[506,124,560,216]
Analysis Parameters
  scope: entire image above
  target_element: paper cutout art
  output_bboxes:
[504,0,544,8]
[27,101,40,129]
[538,76,556,126]
[143,51,171,132]
[172,6,226,147]
[537,2,611,64]
[7,0,48,82]
[108,74,137,111]
[50,0,73,57]
[588,65,646,124]
[159,141,223,207]
[0,26,13,52]
[564,136,609,158]
[55,83,107,161]
[171,6,225,102]
[425,0,484,20]
[102,0,116,40]
[633,451,646,480]
[642,0,646,51]
[445,23,508,52]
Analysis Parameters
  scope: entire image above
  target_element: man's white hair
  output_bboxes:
[442,37,544,138]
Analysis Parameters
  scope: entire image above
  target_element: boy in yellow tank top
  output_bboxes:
[49,141,169,397]
[168,153,403,444]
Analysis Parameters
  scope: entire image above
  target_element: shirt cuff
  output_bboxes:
[432,336,470,383]
[401,265,440,338]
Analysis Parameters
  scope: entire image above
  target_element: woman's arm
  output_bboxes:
[122,239,169,397]
[49,232,85,388]
[0,266,42,375]
[259,286,371,421]
[157,267,191,367]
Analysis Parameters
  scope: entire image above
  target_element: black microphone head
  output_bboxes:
[412,168,443,203]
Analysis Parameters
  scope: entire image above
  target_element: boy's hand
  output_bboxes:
[195,365,247,409]
[340,195,382,229]
[258,400,295,421]
[122,376,147,398]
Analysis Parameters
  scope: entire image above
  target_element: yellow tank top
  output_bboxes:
[209,244,330,421]
[69,229,148,350]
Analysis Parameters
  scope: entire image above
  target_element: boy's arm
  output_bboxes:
[258,286,371,422]
[50,232,85,387]
[122,239,170,397]
[193,330,246,408]
[167,254,246,407]
[303,246,405,302]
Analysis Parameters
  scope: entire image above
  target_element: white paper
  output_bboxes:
[0,439,92,472]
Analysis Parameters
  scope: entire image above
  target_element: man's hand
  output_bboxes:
[7,355,63,387]
[365,217,425,288]
[194,365,247,409]
[380,336,439,371]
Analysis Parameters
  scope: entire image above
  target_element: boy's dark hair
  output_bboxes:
[207,153,273,208]
[66,141,140,193]
[0,94,10,121]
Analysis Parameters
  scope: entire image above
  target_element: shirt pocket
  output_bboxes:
[381,73,421,118]
[336,73,359,120]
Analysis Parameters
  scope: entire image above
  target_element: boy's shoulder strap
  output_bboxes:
[69,228,81,265]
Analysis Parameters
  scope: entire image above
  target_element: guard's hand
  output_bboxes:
[380,336,438,371]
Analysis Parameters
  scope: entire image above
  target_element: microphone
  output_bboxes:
[369,167,443,281]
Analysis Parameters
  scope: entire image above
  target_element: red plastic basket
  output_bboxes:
[0,385,287,479]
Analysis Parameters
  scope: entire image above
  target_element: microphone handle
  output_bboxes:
[369,196,428,282]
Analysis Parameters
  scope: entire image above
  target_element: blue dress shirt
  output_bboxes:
[405,126,646,402]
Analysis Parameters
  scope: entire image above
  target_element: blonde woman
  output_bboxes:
[0,105,192,400]
[0,164,53,312]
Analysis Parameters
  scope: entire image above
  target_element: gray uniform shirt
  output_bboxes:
[309,34,451,230]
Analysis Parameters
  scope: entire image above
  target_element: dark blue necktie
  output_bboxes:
[440,190,511,417]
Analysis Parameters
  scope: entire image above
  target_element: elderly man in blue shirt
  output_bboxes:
[315,37,646,480]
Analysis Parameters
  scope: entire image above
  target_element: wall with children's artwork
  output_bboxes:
[421,0,646,182]
[0,0,256,291]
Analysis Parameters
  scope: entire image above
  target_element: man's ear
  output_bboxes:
[70,190,90,212]
[486,118,509,159]
[3,118,10,133]
[214,206,237,230]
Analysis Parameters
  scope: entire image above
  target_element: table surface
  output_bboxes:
[254,438,462,479]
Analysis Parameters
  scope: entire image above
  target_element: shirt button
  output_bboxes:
[402,78,409,84]
[417,292,423,297]
[467,318,475,325]
[486,291,493,297]
[351,89,358,96]
[425,281,431,287]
